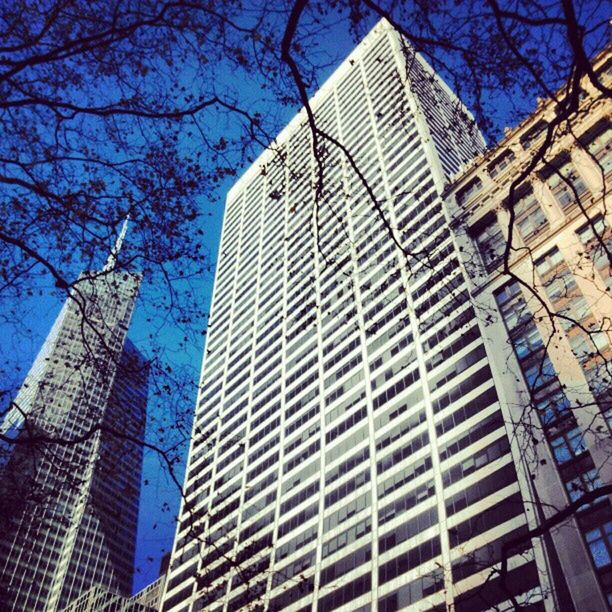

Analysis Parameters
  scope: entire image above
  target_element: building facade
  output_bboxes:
[445,48,611,609]
[0,231,148,611]
[61,584,152,612]
[161,19,574,612]
[64,554,168,612]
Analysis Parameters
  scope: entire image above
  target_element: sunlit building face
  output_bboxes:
[163,19,611,612]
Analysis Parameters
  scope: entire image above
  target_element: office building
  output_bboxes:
[0,223,148,611]
[61,585,152,612]
[64,553,170,612]
[446,46,611,609]
[163,19,574,612]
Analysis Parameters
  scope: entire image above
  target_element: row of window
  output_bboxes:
[445,462,517,517]
[379,536,441,585]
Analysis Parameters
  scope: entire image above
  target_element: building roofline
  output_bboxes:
[227,17,392,200]
[227,15,484,201]
[445,42,612,193]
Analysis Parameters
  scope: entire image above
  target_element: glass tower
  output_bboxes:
[163,20,558,612]
[0,231,148,611]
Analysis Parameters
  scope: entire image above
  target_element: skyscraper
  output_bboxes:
[446,46,611,609]
[0,222,148,611]
[163,19,561,612]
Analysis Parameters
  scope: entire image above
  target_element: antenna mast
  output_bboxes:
[103,216,129,272]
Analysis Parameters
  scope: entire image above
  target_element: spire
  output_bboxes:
[103,215,129,272]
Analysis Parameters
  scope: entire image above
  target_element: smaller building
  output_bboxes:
[134,553,170,611]
[445,46,611,609]
[64,554,169,612]
[61,585,149,612]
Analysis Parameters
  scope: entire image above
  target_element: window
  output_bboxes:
[520,120,548,150]
[325,469,370,508]
[449,491,524,547]
[513,324,543,360]
[269,576,314,611]
[324,491,370,532]
[522,354,557,391]
[273,550,316,588]
[280,481,319,515]
[564,468,606,509]
[276,524,318,562]
[534,384,570,425]
[378,536,441,584]
[278,502,318,538]
[284,440,320,474]
[323,518,371,558]
[435,386,498,436]
[378,569,444,612]
[320,544,371,587]
[326,406,367,444]
[378,481,434,526]
[378,506,438,554]
[326,446,369,486]
[576,215,612,291]
[442,437,510,487]
[469,212,505,272]
[585,522,612,569]
[580,119,611,176]
[535,247,606,380]
[318,573,371,612]
[542,158,590,211]
[453,561,539,612]
[495,282,531,332]
[377,430,429,476]
[439,411,503,461]
[456,176,483,206]
[513,190,549,239]
[537,254,591,321]
[445,463,517,516]
[550,427,587,464]
[533,246,564,277]
[488,149,515,178]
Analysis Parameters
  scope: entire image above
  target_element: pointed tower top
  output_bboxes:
[103,215,129,272]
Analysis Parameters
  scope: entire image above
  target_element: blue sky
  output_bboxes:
[0,18,364,593]
[134,19,365,591]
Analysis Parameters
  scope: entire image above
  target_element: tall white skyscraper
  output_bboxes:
[0,229,148,611]
[163,20,563,612]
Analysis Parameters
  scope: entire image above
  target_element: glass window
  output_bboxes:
[520,120,548,149]
[581,121,611,176]
[543,160,590,210]
[514,325,544,360]
[488,149,516,178]
[534,385,570,425]
[522,355,556,390]
[576,215,612,291]
[585,522,612,568]
[564,468,605,508]
[514,190,549,240]
[495,283,531,331]
[470,214,505,272]
[456,176,483,206]
[550,427,587,464]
